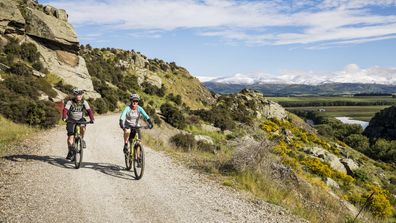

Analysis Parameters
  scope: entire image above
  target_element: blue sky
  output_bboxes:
[41,0,396,82]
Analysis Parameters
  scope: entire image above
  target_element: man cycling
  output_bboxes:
[119,93,153,153]
[62,88,94,160]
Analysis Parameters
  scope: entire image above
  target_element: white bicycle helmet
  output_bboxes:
[72,88,84,95]
[129,93,140,101]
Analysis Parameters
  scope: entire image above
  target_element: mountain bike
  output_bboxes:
[124,126,148,180]
[68,120,93,169]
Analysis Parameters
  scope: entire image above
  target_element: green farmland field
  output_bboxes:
[268,96,396,121]
[268,96,396,104]
[286,106,390,121]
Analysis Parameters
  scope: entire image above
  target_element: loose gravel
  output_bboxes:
[0,114,307,223]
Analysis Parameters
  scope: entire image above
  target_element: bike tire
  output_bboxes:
[74,138,83,169]
[133,144,145,180]
[125,143,132,170]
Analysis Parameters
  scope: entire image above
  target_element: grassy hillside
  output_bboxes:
[80,46,214,112]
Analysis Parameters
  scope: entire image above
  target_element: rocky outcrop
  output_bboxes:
[340,158,359,175]
[363,106,396,141]
[0,1,100,98]
[218,89,287,121]
[0,0,25,35]
[302,146,348,174]
[239,89,287,119]
[31,37,99,98]
[194,135,214,145]
[25,7,78,52]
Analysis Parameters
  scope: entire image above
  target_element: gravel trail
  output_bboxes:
[0,114,306,223]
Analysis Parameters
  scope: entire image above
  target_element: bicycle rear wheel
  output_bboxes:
[133,143,145,180]
[74,138,83,169]
[124,143,132,170]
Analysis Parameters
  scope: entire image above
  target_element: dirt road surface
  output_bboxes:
[0,114,305,223]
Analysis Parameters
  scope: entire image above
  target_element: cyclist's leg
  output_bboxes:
[66,122,75,159]
[123,127,131,153]
[80,118,87,139]
[123,128,131,144]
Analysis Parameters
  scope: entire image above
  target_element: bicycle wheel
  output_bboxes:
[74,137,83,169]
[133,143,145,180]
[124,143,132,170]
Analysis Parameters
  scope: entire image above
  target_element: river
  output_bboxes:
[335,117,369,129]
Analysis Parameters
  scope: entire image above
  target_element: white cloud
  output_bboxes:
[210,64,396,85]
[46,0,396,46]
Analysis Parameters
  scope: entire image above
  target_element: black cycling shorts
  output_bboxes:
[126,126,141,141]
[66,118,86,136]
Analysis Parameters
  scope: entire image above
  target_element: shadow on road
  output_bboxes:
[2,154,137,180]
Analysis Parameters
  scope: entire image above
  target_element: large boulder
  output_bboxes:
[215,89,287,122]
[30,37,100,98]
[302,146,347,174]
[0,0,25,34]
[363,106,396,141]
[194,135,214,145]
[340,158,359,175]
[25,7,78,52]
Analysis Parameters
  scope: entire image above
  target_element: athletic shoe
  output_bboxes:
[66,151,73,160]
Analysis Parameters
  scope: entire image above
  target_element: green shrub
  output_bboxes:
[92,98,109,114]
[20,43,40,63]
[167,93,182,105]
[170,133,196,151]
[160,103,186,129]
[4,75,39,99]
[145,106,162,126]
[0,97,58,128]
[197,141,219,153]
[353,169,369,183]
[344,134,370,153]
[8,63,33,76]
[142,82,166,97]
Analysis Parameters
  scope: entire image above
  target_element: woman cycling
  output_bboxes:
[119,93,153,153]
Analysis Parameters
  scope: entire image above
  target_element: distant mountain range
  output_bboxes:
[204,82,396,96]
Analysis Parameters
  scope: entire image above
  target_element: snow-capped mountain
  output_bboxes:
[203,64,396,86]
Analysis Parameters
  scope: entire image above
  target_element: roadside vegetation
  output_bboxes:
[0,116,36,155]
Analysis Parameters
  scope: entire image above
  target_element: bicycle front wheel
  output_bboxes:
[74,138,83,169]
[133,143,145,180]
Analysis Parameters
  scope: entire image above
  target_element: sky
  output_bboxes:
[41,0,396,83]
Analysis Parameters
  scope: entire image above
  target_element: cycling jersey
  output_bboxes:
[63,99,94,121]
[120,105,150,127]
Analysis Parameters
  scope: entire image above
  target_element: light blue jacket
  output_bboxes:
[120,105,150,127]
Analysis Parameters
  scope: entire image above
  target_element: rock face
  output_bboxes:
[218,89,287,120]
[0,0,99,98]
[302,146,348,174]
[25,7,78,52]
[363,106,396,141]
[0,0,25,35]
[32,38,99,98]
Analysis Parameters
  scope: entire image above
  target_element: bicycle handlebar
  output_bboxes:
[66,120,94,125]
[126,125,150,129]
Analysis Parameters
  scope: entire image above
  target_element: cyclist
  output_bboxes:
[62,88,94,160]
[119,93,153,153]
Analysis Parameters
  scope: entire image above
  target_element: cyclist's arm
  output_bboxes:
[62,100,72,120]
[138,106,153,128]
[119,106,131,129]
[138,106,150,121]
[120,106,131,122]
[83,101,94,121]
